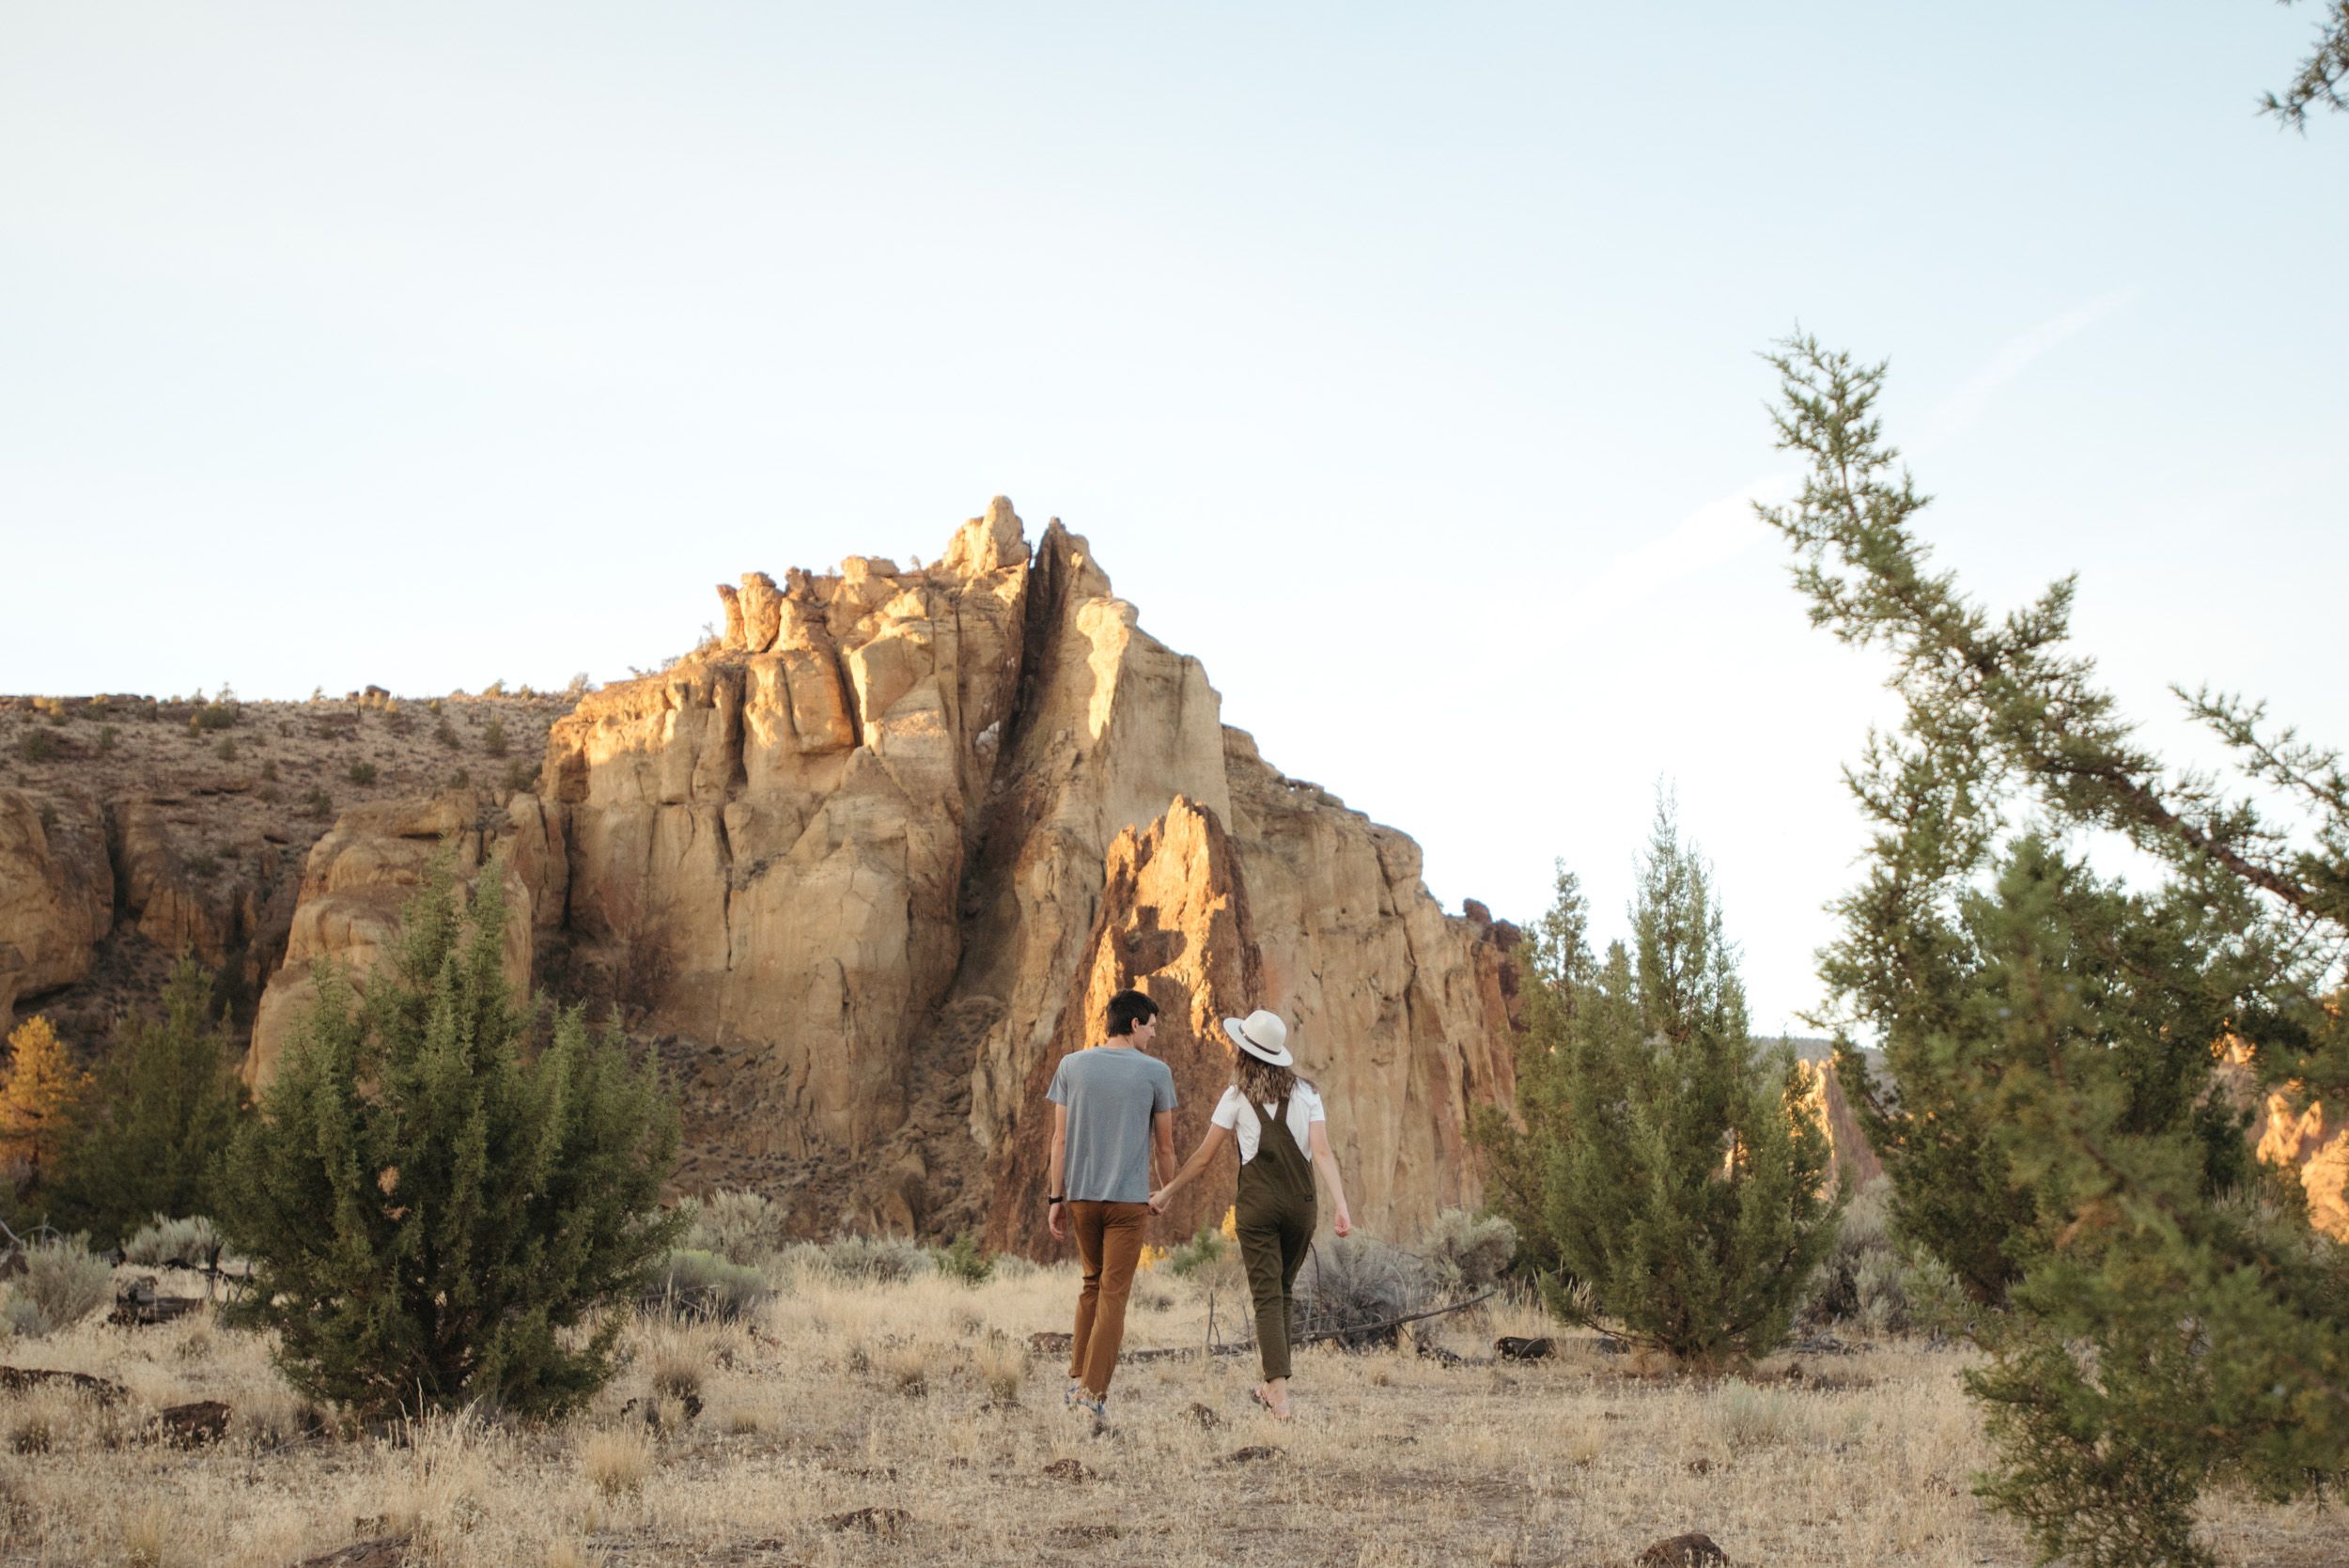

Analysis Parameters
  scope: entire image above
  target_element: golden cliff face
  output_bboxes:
[244,501,1522,1246]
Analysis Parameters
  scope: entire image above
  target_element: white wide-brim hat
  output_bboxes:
[1222,1009,1293,1066]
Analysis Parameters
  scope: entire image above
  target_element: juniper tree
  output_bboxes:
[1480,807,1840,1367]
[216,856,682,1421]
[1758,334,2349,1567]
[50,954,250,1248]
[0,1016,88,1197]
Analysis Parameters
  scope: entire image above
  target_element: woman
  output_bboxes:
[1152,1008,1352,1421]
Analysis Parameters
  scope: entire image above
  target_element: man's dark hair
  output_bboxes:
[1104,989,1159,1038]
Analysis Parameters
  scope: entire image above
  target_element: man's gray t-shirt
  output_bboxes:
[1047,1046,1177,1203]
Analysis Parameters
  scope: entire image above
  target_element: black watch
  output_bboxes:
[1048,1195,1066,1205]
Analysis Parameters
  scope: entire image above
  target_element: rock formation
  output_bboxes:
[242,790,563,1088]
[0,789,112,1024]
[516,500,1521,1249]
[2255,1091,2348,1241]
[1794,1057,1883,1190]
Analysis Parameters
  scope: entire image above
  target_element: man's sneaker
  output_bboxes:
[1063,1378,1084,1408]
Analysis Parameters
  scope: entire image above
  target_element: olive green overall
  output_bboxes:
[1235,1092,1316,1381]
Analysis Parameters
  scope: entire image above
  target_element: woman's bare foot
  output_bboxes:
[1252,1381,1294,1421]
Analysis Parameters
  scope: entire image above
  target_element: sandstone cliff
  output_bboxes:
[523,501,1520,1249]
[0,789,112,1024]
[242,789,563,1088]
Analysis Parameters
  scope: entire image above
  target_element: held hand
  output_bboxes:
[1149,1187,1173,1214]
[1048,1200,1066,1241]
[1333,1205,1352,1238]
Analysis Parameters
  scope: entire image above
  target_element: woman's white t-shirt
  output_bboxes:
[1210,1083,1326,1165]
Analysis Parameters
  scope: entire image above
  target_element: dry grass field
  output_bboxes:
[2,1256,2343,1568]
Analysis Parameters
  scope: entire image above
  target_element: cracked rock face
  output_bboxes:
[241,789,564,1089]
[244,500,1526,1248]
[0,789,113,1024]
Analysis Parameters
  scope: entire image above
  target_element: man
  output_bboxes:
[1045,987,1176,1426]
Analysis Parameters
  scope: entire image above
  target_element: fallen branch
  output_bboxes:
[1293,1288,1498,1349]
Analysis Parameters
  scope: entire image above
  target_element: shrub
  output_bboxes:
[97,725,117,755]
[481,679,506,698]
[809,1234,933,1284]
[448,768,471,788]
[123,1215,223,1268]
[1163,1225,1230,1279]
[434,719,459,749]
[2,1294,50,1339]
[680,1188,788,1266]
[347,762,378,785]
[582,1427,650,1498]
[502,759,536,795]
[1476,813,1841,1368]
[641,1249,770,1323]
[482,719,508,758]
[182,847,219,879]
[302,786,333,819]
[1795,1177,1965,1339]
[16,1236,111,1335]
[933,1232,993,1287]
[51,957,248,1248]
[189,702,237,733]
[1299,1235,1428,1347]
[260,759,278,783]
[17,730,55,763]
[1421,1208,1517,1296]
[215,737,238,761]
[974,1330,1025,1403]
[216,859,683,1420]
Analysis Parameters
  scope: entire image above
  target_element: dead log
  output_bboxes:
[0,1366,129,1404]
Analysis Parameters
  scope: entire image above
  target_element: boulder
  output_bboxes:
[1637,1533,1730,1567]
[156,1399,231,1447]
[0,788,112,1025]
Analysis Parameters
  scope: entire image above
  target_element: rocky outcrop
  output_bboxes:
[530,500,1519,1248]
[985,797,1261,1250]
[241,790,564,1088]
[1796,1057,1883,1190]
[0,789,112,1025]
[2251,1087,2348,1241]
[108,800,277,984]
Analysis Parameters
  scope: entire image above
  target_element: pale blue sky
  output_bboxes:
[4,2,2343,1029]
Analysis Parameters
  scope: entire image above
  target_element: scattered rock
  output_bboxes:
[110,1275,204,1327]
[1225,1445,1284,1464]
[1027,1331,1073,1356]
[1496,1335,1554,1361]
[1051,1524,1123,1544]
[294,1538,409,1568]
[1411,1330,1467,1367]
[1041,1457,1093,1483]
[824,1508,910,1536]
[157,1400,231,1447]
[1185,1402,1221,1430]
[1684,1455,1714,1476]
[0,1366,128,1405]
[1637,1532,1730,1567]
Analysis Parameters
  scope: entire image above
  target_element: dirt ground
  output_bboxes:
[2,1258,2341,1568]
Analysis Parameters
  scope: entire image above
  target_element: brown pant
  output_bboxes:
[1066,1201,1150,1398]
